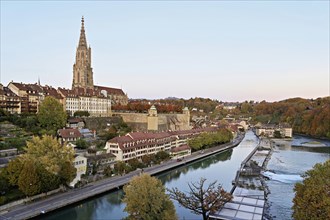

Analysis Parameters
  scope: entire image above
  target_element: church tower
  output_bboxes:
[72,17,94,89]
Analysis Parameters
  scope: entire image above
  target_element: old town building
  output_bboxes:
[6,82,63,114]
[0,84,21,114]
[104,128,218,162]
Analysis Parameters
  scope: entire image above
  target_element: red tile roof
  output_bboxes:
[9,82,63,99]
[107,128,219,150]
[94,85,125,96]
[58,128,82,139]
[68,118,84,123]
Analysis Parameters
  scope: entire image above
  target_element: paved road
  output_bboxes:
[0,134,244,220]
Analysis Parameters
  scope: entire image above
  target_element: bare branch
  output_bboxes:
[167,178,232,220]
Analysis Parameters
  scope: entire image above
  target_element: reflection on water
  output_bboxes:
[42,131,258,220]
[160,149,233,185]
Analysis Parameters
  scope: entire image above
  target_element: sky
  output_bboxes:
[1,1,329,102]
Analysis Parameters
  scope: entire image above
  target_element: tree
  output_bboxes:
[168,177,232,220]
[23,135,75,175]
[123,173,177,220]
[114,161,129,175]
[58,161,77,185]
[155,151,170,162]
[0,169,10,194]
[37,166,60,192]
[5,135,76,195]
[127,158,145,170]
[18,159,41,196]
[141,154,153,166]
[74,111,90,117]
[75,139,90,149]
[38,96,67,135]
[292,160,330,220]
[5,159,23,186]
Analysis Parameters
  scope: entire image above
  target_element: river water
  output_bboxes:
[264,136,330,219]
[42,132,329,220]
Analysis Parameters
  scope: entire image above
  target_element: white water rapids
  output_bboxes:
[262,171,303,183]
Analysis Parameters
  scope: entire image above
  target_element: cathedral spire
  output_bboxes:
[73,17,94,89]
[78,16,87,48]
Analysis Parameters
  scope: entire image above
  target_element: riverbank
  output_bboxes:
[0,133,245,220]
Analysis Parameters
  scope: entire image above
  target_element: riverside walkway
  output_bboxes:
[0,133,244,220]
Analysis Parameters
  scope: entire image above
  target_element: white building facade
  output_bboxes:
[104,128,218,162]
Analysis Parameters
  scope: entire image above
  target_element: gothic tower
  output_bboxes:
[72,17,94,89]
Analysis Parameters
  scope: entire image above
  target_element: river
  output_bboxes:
[264,135,330,219]
[42,131,329,220]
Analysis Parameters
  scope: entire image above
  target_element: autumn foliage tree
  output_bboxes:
[123,174,177,220]
[168,178,232,220]
[292,160,330,220]
[4,135,76,196]
[252,97,330,138]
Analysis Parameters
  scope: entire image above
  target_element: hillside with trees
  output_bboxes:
[251,97,330,138]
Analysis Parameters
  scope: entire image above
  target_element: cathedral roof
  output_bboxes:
[94,85,126,96]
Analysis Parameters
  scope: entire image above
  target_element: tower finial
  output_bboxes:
[78,16,87,48]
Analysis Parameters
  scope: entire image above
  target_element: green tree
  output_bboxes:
[127,158,145,170]
[292,160,330,220]
[5,158,24,186]
[123,173,177,220]
[75,139,90,149]
[114,161,129,175]
[58,161,77,185]
[37,166,60,192]
[38,96,67,135]
[0,169,10,194]
[155,151,170,162]
[18,159,41,196]
[103,165,113,177]
[168,177,232,220]
[74,111,90,117]
[141,154,153,166]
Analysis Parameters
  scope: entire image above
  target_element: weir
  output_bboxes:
[210,137,273,220]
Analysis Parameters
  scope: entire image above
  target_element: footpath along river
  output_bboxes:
[42,131,329,220]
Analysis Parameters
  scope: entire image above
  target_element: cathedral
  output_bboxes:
[72,17,94,89]
[71,17,128,105]
[0,17,128,116]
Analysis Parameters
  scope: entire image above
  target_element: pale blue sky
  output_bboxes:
[1,1,329,101]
